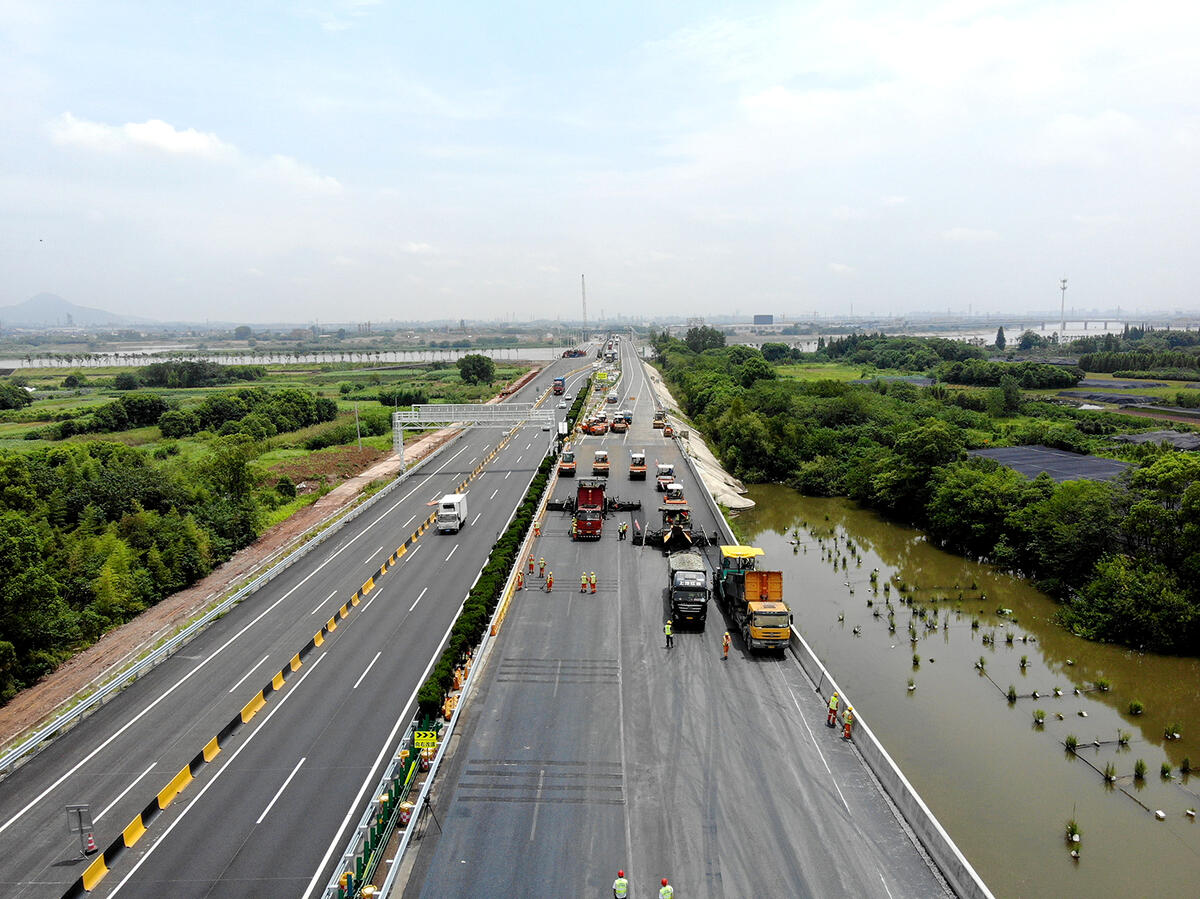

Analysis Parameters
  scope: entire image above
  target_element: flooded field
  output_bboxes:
[736,486,1200,896]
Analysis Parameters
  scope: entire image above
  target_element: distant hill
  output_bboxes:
[0,293,151,328]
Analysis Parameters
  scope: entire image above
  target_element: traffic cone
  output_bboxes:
[84,832,98,854]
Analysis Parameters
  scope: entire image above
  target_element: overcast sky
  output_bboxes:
[1,1,1197,324]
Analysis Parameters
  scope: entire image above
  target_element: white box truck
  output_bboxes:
[436,493,469,533]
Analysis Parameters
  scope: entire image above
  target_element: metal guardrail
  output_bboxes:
[663,367,991,898]
[321,423,549,898]
[0,431,467,776]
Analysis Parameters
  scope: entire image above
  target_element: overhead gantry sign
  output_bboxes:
[392,403,556,467]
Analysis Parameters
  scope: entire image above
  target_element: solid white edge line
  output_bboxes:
[352,652,383,690]
[227,655,270,694]
[257,756,306,824]
[109,654,327,896]
[300,607,464,899]
[94,762,156,823]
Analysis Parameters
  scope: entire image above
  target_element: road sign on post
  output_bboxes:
[413,730,437,749]
[66,804,94,857]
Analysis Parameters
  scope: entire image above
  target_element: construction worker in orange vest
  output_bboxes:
[842,706,854,740]
[528,553,535,575]
[539,557,546,578]
[722,631,731,660]
[581,572,588,593]
[590,572,597,594]
[534,519,541,537]
[546,571,554,592]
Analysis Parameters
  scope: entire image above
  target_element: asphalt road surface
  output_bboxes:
[0,352,591,897]
[401,339,950,897]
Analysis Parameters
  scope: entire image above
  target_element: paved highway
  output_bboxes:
[400,338,950,897]
[0,354,591,896]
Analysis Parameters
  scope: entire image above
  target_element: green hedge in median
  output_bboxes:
[416,451,557,720]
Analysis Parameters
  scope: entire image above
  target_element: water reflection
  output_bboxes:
[736,486,1200,896]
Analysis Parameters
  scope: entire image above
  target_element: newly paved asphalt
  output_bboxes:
[0,353,590,897]
[402,340,950,897]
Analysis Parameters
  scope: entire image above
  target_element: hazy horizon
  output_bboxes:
[3,2,1197,324]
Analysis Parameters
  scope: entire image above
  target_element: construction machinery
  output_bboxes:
[633,505,710,553]
[610,416,628,434]
[713,546,792,652]
[558,448,576,477]
[629,451,647,480]
[655,463,675,491]
[652,410,666,429]
[585,419,608,436]
[663,421,675,438]
[667,549,711,629]
[663,483,685,504]
[592,450,610,476]
[571,479,606,540]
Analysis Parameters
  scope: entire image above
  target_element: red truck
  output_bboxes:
[553,376,565,395]
[572,478,606,540]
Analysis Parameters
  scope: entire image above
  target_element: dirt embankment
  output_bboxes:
[639,359,754,510]
[0,367,543,749]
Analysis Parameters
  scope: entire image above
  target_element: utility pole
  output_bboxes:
[581,274,588,344]
[1060,278,1068,337]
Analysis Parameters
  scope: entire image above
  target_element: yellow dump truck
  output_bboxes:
[714,545,792,652]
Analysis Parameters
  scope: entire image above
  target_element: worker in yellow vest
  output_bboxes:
[660,877,674,898]
[612,870,629,898]
[827,692,839,728]
[581,572,588,593]
[590,572,597,594]
[842,706,854,740]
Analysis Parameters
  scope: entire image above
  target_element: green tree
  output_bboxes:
[456,353,495,385]
[684,326,726,354]
[1063,555,1197,653]
[234,325,253,340]
[995,327,1006,349]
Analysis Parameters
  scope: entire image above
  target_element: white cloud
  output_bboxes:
[49,113,339,193]
[942,227,999,243]
[829,262,855,274]
[257,154,342,194]
[50,112,235,159]
[1027,110,1143,167]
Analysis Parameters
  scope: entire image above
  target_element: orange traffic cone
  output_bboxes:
[84,832,98,854]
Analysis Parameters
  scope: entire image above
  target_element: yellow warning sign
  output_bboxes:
[413,730,437,749]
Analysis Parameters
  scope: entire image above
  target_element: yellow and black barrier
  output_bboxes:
[65,427,513,895]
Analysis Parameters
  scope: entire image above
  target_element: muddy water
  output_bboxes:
[736,486,1200,897]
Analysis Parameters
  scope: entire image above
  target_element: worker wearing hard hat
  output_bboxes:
[827,692,839,727]
[612,869,629,898]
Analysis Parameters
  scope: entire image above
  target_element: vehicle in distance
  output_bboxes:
[629,451,647,480]
[565,393,574,400]
[436,493,469,533]
[559,449,576,477]
[553,376,565,395]
[558,400,567,408]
